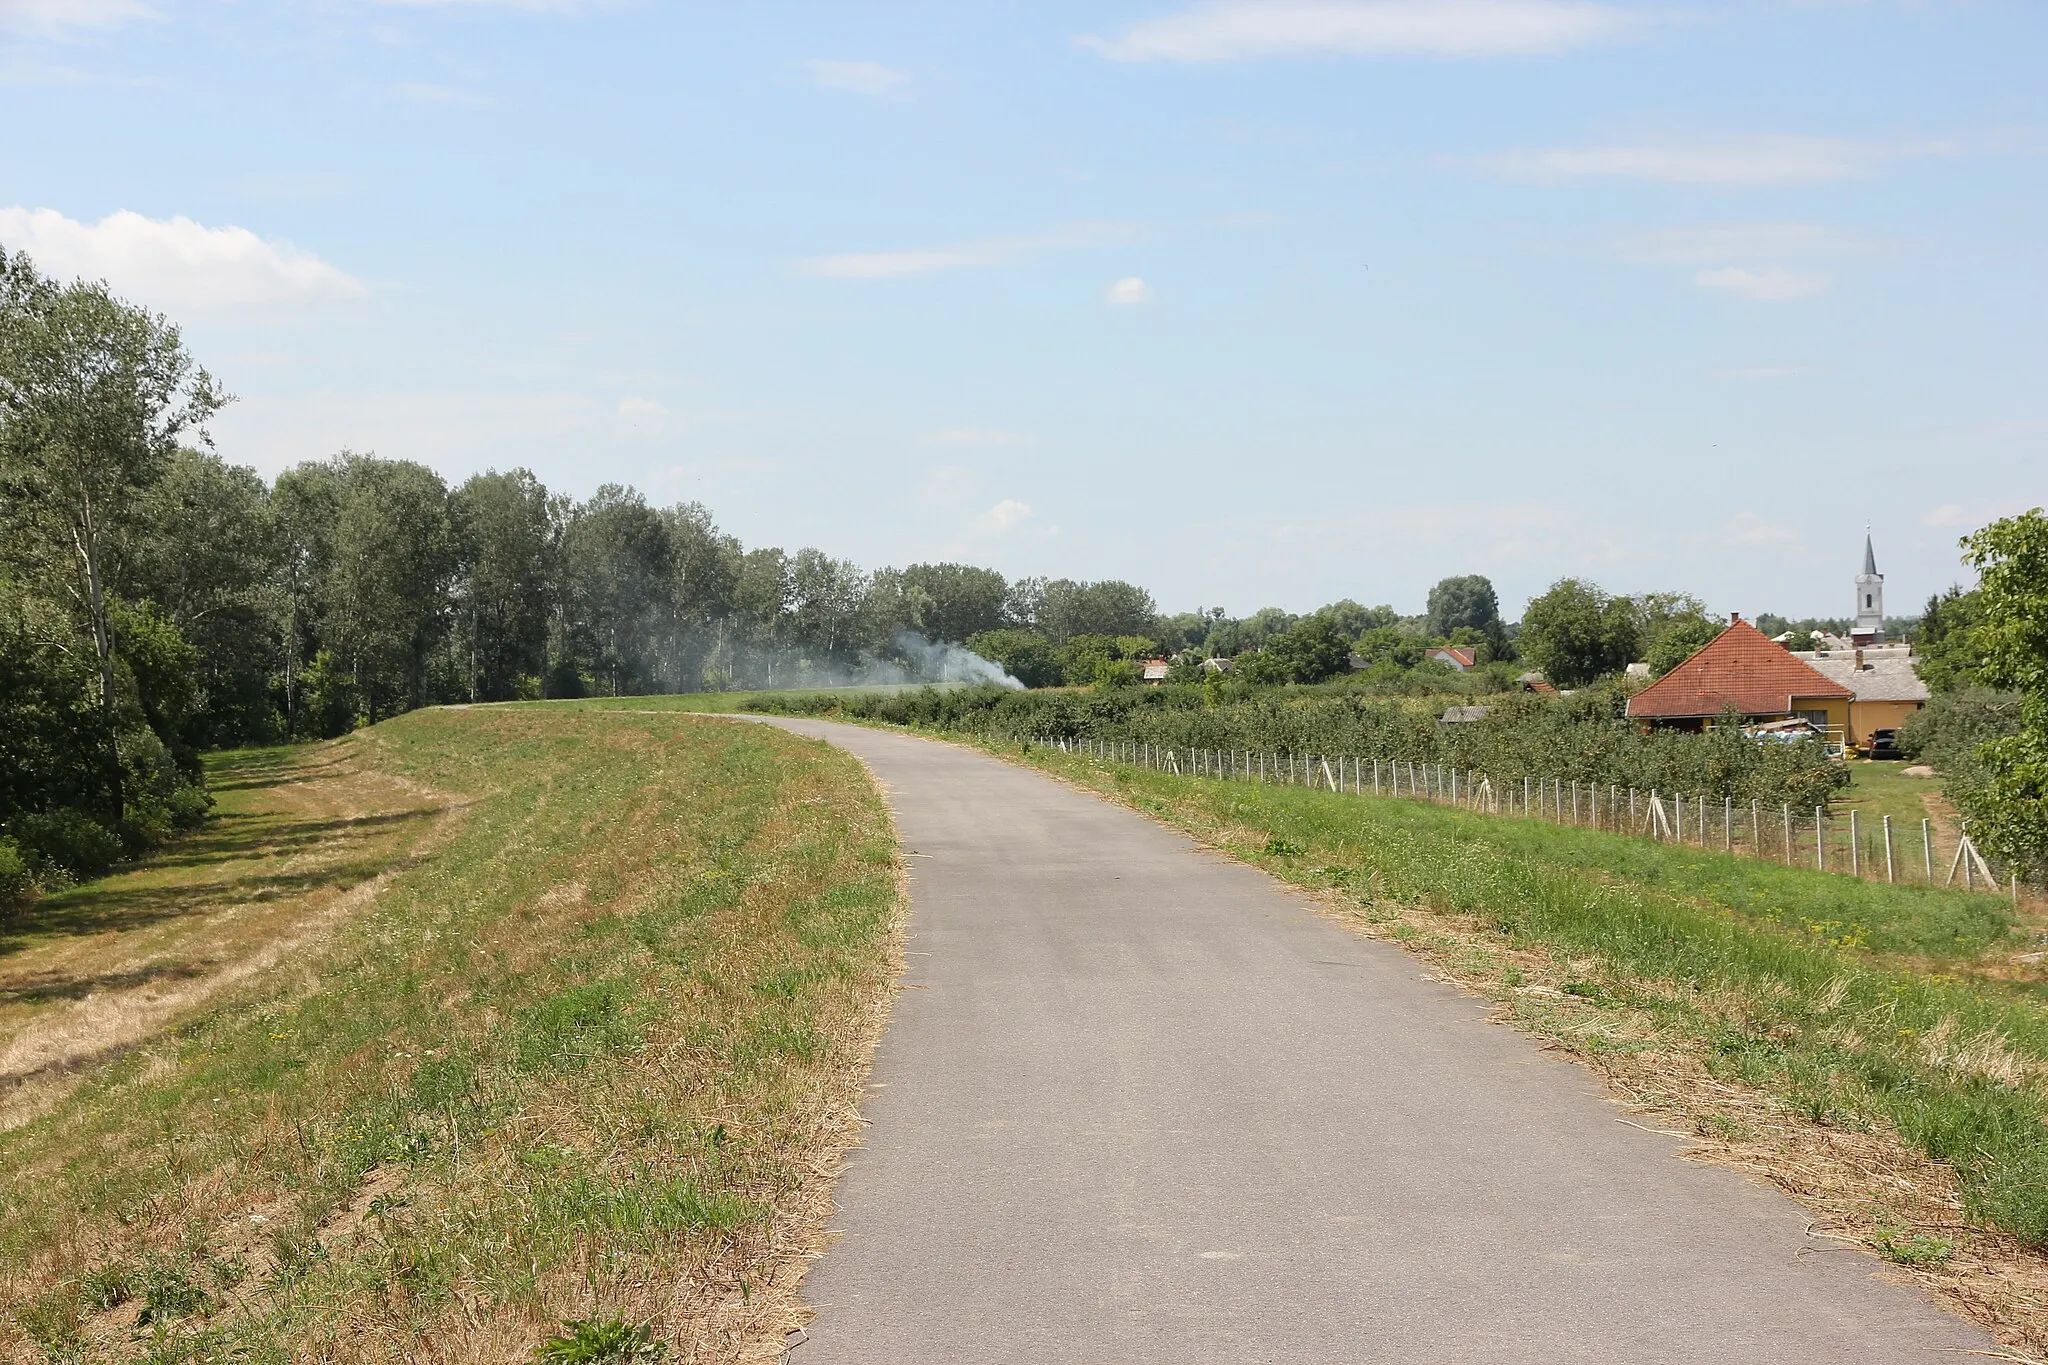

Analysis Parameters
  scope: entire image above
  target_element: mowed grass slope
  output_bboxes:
[0,707,900,1364]
[1002,742,2048,1347]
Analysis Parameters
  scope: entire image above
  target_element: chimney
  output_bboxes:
[1730,611,1741,624]
[1854,648,1864,670]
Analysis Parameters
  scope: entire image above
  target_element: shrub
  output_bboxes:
[0,836,33,913]
[9,809,122,881]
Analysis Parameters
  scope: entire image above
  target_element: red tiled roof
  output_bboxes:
[1626,618,1851,720]
[1427,646,1477,668]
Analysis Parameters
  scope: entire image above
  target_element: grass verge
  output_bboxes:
[994,739,2048,1354]
[0,706,901,1364]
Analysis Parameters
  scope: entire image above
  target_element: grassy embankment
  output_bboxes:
[0,705,900,1364]
[995,739,2048,1348]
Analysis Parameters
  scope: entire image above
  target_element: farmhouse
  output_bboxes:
[1140,658,1171,684]
[1624,614,1853,744]
[1424,645,1476,671]
[1792,643,1929,749]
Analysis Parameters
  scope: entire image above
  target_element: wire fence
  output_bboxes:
[1030,735,2022,902]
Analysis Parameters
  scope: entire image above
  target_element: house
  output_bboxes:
[1201,656,1235,674]
[1790,643,1928,749]
[1515,671,1558,696]
[1424,645,1476,671]
[1440,705,1491,725]
[1624,614,1852,743]
[1140,658,1171,684]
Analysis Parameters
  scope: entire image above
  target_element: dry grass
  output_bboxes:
[0,708,904,1364]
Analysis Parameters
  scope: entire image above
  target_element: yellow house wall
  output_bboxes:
[1848,699,1924,746]
[1787,695,1852,739]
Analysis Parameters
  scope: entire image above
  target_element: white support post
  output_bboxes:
[1923,820,1933,881]
[1815,807,1825,872]
[1850,810,1861,877]
[1883,814,1895,883]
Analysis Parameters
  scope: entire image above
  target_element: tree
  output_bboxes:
[0,249,228,820]
[1037,578,1157,642]
[1518,579,1637,687]
[131,449,279,746]
[451,469,555,702]
[1265,618,1353,683]
[325,455,457,720]
[964,628,1060,688]
[1311,599,1397,640]
[563,485,669,697]
[1916,586,1986,693]
[1426,576,1501,642]
[1957,509,2048,878]
[1644,616,1721,677]
[902,563,1008,644]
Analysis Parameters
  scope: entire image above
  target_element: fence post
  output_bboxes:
[1850,810,1861,877]
[1675,791,1683,843]
[1815,807,1825,872]
[1883,814,1895,883]
[1724,796,1732,852]
[1783,804,1792,864]
[1374,759,1381,796]
[1751,799,1760,859]
[1922,820,1933,881]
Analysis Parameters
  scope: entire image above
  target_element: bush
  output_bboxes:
[0,837,33,914]
[743,680,1848,807]
[9,809,122,881]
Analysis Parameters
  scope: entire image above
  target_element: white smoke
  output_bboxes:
[722,631,1023,691]
[887,631,1025,689]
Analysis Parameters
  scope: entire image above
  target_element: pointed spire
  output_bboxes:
[1862,532,1877,577]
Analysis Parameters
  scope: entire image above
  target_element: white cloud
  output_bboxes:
[1722,511,1799,547]
[797,222,1135,279]
[1718,364,1819,380]
[803,58,911,100]
[1079,0,1633,61]
[1615,222,1878,264]
[1922,504,1967,527]
[1105,276,1149,305]
[977,499,1034,532]
[927,427,1029,447]
[1488,135,1949,187]
[1693,266,1832,301]
[0,0,151,36]
[399,81,491,106]
[0,207,363,314]
[209,388,596,477]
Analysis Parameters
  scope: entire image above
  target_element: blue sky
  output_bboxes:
[3,0,2043,622]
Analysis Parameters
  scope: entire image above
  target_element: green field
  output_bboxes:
[0,707,900,1364]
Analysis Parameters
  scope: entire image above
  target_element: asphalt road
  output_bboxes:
[757,718,1989,1364]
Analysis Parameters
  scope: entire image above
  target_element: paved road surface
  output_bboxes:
[755,719,1987,1364]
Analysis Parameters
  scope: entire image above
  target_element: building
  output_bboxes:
[1624,614,1853,744]
[1440,705,1492,725]
[1515,672,1558,696]
[1852,533,1885,646]
[1791,643,1928,749]
[1424,645,1477,671]
[1140,658,1171,684]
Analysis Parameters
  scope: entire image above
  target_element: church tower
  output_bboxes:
[1852,533,1884,645]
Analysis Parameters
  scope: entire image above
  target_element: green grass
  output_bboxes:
[0,706,901,1362]
[1010,742,2048,1250]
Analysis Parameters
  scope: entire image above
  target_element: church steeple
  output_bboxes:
[1853,531,1884,644]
